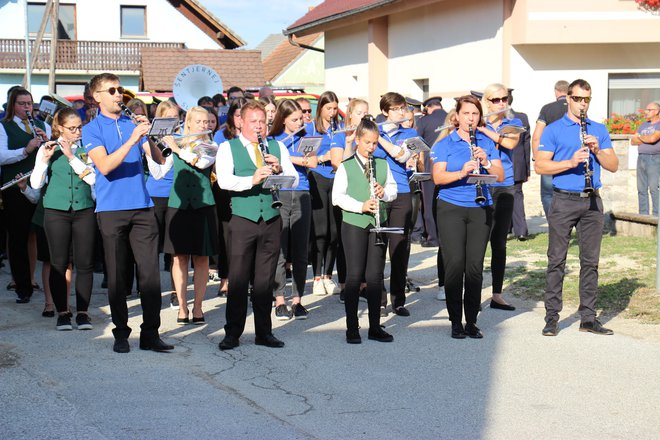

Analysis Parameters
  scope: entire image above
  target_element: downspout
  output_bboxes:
[287,34,324,53]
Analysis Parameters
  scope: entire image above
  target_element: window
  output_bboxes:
[27,3,76,40]
[609,73,660,116]
[121,6,146,38]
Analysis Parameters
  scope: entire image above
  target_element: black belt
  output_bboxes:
[553,188,599,198]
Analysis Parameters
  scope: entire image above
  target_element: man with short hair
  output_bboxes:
[295,97,313,124]
[535,79,619,336]
[532,80,569,216]
[215,101,298,350]
[631,101,660,216]
[83,72,172,353]
[225,86,245,103]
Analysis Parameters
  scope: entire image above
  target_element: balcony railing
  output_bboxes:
[0,39,185,71]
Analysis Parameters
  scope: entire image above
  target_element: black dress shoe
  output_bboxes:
[368,328,393,342]
[192,315,205,325]
[346,329,362,344]
[255,334,285,348]
[542,318,558,336]
[393,306,410,317]
[465,323,483,339]
[579,319,613,335]
[177,317,190,325]
[490,300,515,311]
[451,323,466,339]
[139,337,174,352]
[218,336,240,351]
[517,235,529,241]
[113,339,130,353]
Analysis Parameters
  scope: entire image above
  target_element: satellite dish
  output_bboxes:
[172,64,223,111]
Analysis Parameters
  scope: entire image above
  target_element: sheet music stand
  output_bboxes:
[403,136,431,153]
[466,174,498,184]
[409,172,431,183]
[263,175,296,190]
[297,137,323,156]
[149,118,179,137]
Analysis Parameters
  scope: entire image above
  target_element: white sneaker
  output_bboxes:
[322,278,340,295]
[313,279,326,295]
[436,286,446,301]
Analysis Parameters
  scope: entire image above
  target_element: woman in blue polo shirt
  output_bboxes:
[305,91,345,296]
[431,95,504,339]
[478,83,522,312]
[268,99,318,320]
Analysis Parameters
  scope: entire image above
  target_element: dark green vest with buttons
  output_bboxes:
[342,155,388,229]
[1,119,44,185]
[229,138,282,222]
[168,153,215,209]
[43,147,94,211]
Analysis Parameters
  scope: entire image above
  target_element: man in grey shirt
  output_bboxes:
[631,101,660,216]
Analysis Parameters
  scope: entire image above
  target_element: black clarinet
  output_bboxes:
[118,102,172,157]
[579,111,594,194]
[25,111,45,141]
[257,133,282,209]
[368,153,385,246]
[468,125,487,204]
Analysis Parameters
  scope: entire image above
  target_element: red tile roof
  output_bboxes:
[262,33,322,82]
[286,0,396,34]
[141,48,264,92]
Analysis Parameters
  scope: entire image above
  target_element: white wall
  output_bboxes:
[324,23,369,103]
[0,0,219,48]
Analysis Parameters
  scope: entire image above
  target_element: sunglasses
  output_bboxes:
[301,109,312,114]
[98,86,125,96]
[488,96,509,104]
[570,95,592,103]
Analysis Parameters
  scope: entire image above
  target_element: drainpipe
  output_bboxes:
[287,34,324,53]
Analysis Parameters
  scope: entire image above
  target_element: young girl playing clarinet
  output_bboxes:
[332,117,397,344]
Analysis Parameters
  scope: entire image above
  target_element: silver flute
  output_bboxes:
[1,171,33,191]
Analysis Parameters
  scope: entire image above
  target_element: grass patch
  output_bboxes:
[496,233,660,323]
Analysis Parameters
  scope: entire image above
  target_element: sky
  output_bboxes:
[200,0,322,49]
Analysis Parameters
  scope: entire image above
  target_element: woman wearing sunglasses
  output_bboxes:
[478,84,522,312]
[30,107,96,331]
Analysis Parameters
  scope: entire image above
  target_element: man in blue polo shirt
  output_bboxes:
[535,78,619,337]
[83,72,173,354]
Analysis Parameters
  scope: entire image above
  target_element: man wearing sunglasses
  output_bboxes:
[83,73,172,354]
[535,79,619,337]
[631,101,660,216]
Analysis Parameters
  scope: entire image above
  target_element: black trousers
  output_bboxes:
[436,200,492,324]
[420,180,438,243]
[274,191,311,298]
[544,192,604,323]
[225,215,281,339]
[212,186,232,279]
[383,192,412,308]
[3,187,36,299]
[309,172,340,277]
[431,189,445,287]
[489,185,515,294]
[511,181,528,237]
[97,208,161,340]
[43,208,96,313]
[342,222,386,332]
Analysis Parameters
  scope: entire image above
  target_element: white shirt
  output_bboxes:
[215,133,299,191]
[0,116,52,166]
[30,138,96,189]
[146,141,217,180]
[332,153,397,213]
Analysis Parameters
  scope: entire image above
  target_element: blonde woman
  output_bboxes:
[150,106,218,324]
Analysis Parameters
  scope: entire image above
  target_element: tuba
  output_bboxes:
[172,64,223,111]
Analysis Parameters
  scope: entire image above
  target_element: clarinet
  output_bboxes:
[579,110,594,194]
[468,125,487,204]
[118,102,172,157]
[368,153,385,246]
[257,133,282,209]
[25,111,44,141]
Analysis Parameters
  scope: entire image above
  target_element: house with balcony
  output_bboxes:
[0,0,264,100]
[285,0,660,123]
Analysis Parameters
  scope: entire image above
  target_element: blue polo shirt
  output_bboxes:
[539,114,612,192]
[374,126,417,193]
[213,130,231,144]
[430,130,497,208]
[146,167,174,198]
[305,121,345,180]
[82,112,153,212]
[273,131,309,191]
[487,117,522,187]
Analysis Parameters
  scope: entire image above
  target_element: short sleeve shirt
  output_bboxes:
[374,126,417,193]
[637,120,660,155]
[305,121,345,180]
[487,117,522,187]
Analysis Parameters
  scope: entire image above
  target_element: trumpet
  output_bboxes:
[1,171,33,191]
[579,110,594,194]
[257,133,282,209]
[469,125,487,204]
[118,102,172,157]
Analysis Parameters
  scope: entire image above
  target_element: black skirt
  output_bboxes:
[163,205,218,256]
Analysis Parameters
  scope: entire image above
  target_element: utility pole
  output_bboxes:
[48,0,60,94]
[22,0,54,89]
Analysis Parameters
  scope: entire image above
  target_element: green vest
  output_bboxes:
[42,147,95,211]
[342,155,388,229]
[168,152,215,209]
[1,119,44,185]
[229,138,282,222]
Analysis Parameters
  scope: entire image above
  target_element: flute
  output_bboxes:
[118,102,172,157]
[335,117,410,134]
[1,171,33,191]
[579,110,594,194]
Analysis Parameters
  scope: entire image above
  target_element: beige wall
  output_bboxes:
[324,23,369,105]
[273,36,326,95]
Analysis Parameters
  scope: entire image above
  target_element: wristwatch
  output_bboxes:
[482,160,492,170]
